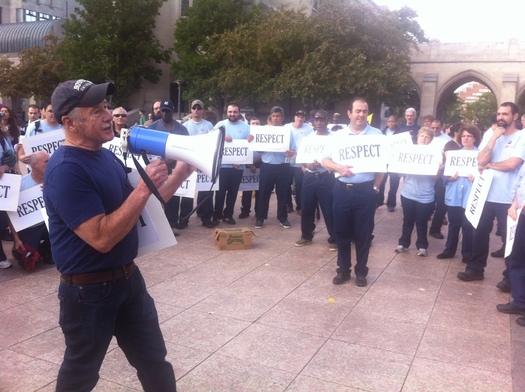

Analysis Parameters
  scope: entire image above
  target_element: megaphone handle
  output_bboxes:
[131,154,166,207]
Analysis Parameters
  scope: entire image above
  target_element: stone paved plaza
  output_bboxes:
[0,194,524,391]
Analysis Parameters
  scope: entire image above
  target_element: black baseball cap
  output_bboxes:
[51,79,115,124]
[160,100,175,112]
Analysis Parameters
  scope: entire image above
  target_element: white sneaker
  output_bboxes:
[417,248,427,257]
[0,260,12,269]
[395,245,408,253]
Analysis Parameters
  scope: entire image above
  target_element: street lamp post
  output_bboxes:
[175,80,186,120]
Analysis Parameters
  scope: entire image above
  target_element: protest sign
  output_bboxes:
[174,171,198,198]
[103,138,159,169]
[505,207,523,258]
[295,134,333,164]
[387,144,442,175]
[444,150,479,177]
[465,169,494,229]
[7,185,44,232]
[195,170,220,192]
[0,173,22,211]
[249,125,290,152]
[329,134,387,173]
[239,168,260,191]
[21,129,65,156]
[221,139,253,164]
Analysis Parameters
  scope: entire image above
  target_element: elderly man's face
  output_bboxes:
[71,101,114,147]
[153,101,161,117]
[405,111,416,124]
[113,109,127,126]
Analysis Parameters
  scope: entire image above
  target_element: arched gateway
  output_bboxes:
[410,40,525,121]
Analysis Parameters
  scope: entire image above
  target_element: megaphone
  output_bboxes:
[121,126,225,183]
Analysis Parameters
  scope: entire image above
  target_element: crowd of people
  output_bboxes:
[3,81,525,390]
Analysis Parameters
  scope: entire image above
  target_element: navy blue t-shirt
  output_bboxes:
[44,146,137,274]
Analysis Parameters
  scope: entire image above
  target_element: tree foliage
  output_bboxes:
[462,92,497,131]
[171,0,260,115]
[0,57,17,99]
[57,0,170,105]
[11,35,64,101]
[172,0,426,116]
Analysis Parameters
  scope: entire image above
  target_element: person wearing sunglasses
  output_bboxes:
[112,107,128,137]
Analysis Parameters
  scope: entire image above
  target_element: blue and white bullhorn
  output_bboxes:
[121,126,225,183]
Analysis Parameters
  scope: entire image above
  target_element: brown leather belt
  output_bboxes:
[337,179,374,190]
[60,262,135,285]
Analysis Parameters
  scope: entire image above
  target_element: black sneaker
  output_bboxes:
[202,221,217,229]
[491,247,505,258]
[497,277,511,293]
[238,211,250,219]
[255,219,264,229]
[436,251,454,259]
[457,270,484,281]
[279,219,291,229]
[355,275,367,287]
[332,271,351,285]
[496,302,525,315]
[429,231,444,239]
[223,217,236,225]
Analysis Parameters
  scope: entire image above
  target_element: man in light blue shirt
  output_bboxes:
[322,98,384,287]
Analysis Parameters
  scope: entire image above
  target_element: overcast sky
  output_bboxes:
[374,1,524,43]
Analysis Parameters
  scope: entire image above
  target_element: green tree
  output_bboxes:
[463,92,497,131]
[205,0,425,119]
[57,0,170,105]
[0,57,17,99]
[171,0,260,116]
[11,35,64,101]
[442,91,464,125]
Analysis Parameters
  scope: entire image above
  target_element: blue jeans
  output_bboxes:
[214,167,243,219]
[256,163,292,221]
[56,266,176,392]
[444,205,473,259]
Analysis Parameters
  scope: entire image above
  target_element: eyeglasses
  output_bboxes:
[192,106,203,110]
[314,116,327,120]
[113,114,127,118]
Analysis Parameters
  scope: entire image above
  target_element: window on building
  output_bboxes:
[181,0,190,16]
[25,10,37,22]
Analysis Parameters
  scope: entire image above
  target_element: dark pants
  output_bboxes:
[467,201,509,276]
[443,205,473,259]
[256,163,292,222]
[165,196,193,228]
[430,179,447,234]
[197,191,214,224]
[19,223,52,260]
[286,166,305,212]
[332,180,376,277]
[241,191,259,215]
[56,266,176,392]
[509,215,525,308]
[300,171,335,243]
[399,195,434,250]
[377,172,400,208]
[0,211,8,260]
[214,168,243,220]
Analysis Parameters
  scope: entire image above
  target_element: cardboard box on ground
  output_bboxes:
[213,227,255,250]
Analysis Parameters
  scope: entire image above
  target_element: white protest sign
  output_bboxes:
[221,139,253,164]
[195,170,220,192]
[387,144,442,175]
[0,173,22,211]
[465,169,494,229]
[103,138,159,169]
[505,207,523,258]
[7,185,44,232]
[239,168,260,191]
[249,125,290,152]
[295,134,333,164]
[444,150,479,177]
[127,171,177,256]
[330,134,387,173]
[21,129,65,156]
[174,171,197,198]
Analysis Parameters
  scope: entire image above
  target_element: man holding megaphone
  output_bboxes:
[44,79,191,391]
